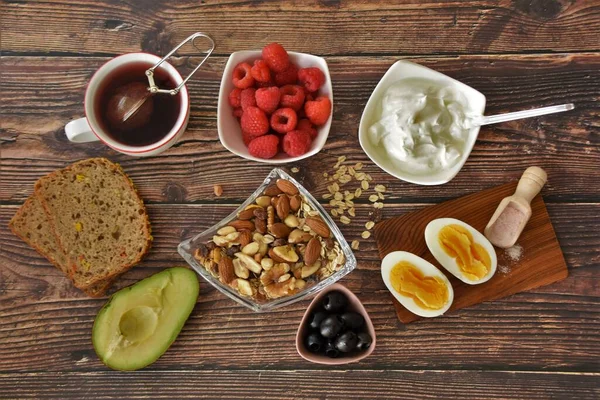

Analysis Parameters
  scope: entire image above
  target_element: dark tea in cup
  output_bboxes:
[94,61,182,147]
[66,33,216,156]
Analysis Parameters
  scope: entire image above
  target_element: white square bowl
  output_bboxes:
[218,50,333,164]
[358,61,487,185]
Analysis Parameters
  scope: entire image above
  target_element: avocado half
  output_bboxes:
[92,267,199,371]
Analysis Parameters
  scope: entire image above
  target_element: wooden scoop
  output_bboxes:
[484,167,547,248]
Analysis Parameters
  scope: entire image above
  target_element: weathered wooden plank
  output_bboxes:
[0,370,598,399]
[1,54,599,203]
[2,0,599,56]
[1,203,598,372]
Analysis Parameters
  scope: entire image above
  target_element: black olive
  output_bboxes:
[334,331,358,353]
[340,312,364,331]
[356,332,372,351]
[308,311,328,330]
[325,340,339,358]
[320,315,344,338]
[306,333,325,353]
[322,291,347,312]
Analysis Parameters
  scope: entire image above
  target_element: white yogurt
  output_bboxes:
[368,78,480,176]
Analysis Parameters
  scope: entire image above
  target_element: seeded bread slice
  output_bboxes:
[34,158,152,288]
[9,196,114,297]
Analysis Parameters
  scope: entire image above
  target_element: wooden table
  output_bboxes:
[1,1,599,399]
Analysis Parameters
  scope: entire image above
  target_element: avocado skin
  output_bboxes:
[92,267,199,371]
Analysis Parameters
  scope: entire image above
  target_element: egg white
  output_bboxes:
[380,251,454,318]
[424,218,497,285]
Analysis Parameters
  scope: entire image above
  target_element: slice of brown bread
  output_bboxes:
[34,158,152,288]
[9,196,115,297]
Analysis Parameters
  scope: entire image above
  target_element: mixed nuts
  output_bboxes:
[193,178,346,301]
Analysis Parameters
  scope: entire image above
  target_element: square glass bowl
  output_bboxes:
[177,168,357,312]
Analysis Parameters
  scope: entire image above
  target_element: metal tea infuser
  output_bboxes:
[107,32,215,131]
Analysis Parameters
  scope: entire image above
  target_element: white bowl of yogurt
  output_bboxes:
[359,61,486,185]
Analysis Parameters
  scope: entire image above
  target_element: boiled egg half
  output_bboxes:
[381,251,454,317]
[425,218,497,285]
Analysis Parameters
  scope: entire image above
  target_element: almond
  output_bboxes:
[304,238,321,266]
[238,230,253,247]
[218,257,235,284]
[289,195,302,212]
[305,216,331,238]
[237,208,256,220]
[228,219,255,231]
[263,184,282,196]
[276,194,290,220]
[276,179,299,195]
[270,222,291,238]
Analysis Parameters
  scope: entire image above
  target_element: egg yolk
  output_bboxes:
[438,224,491,280]
[389,261,449,310]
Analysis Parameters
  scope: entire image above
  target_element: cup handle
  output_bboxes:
[65,118,100,143]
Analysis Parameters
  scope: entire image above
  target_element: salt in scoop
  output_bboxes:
[484,166,547,248]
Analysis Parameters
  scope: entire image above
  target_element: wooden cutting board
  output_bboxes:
[374,182,568,323]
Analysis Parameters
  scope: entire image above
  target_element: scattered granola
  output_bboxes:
[319,157,388,249]
[214,185,223,197]
[194,178,346,302]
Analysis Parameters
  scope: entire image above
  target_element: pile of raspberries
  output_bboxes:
[228,43,332,159]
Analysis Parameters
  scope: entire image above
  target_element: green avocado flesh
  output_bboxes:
[92,267,199,371]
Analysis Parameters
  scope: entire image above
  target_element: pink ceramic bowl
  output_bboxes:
[296,283,376,365]
[217,50,333,164]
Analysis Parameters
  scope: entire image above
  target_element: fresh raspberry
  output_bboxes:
[303,88,315,102]
[274,63,299,86]
[283,130,312,157]
[248,134,279,159]
[240,106,269,136]
[255,87,281,114]
[232,62,255,89]
[242,130,254,146]
[304,96,332,126]
[298,67,326,92]
[240,88,257,110]
[256,80,275,88]
[232,107,244,119]
[270,108,298,134]
[279,85,305,111]
[228,88,242,108]
[251,59,271,83]
[297,118,318,139]
[261,43,290,73]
